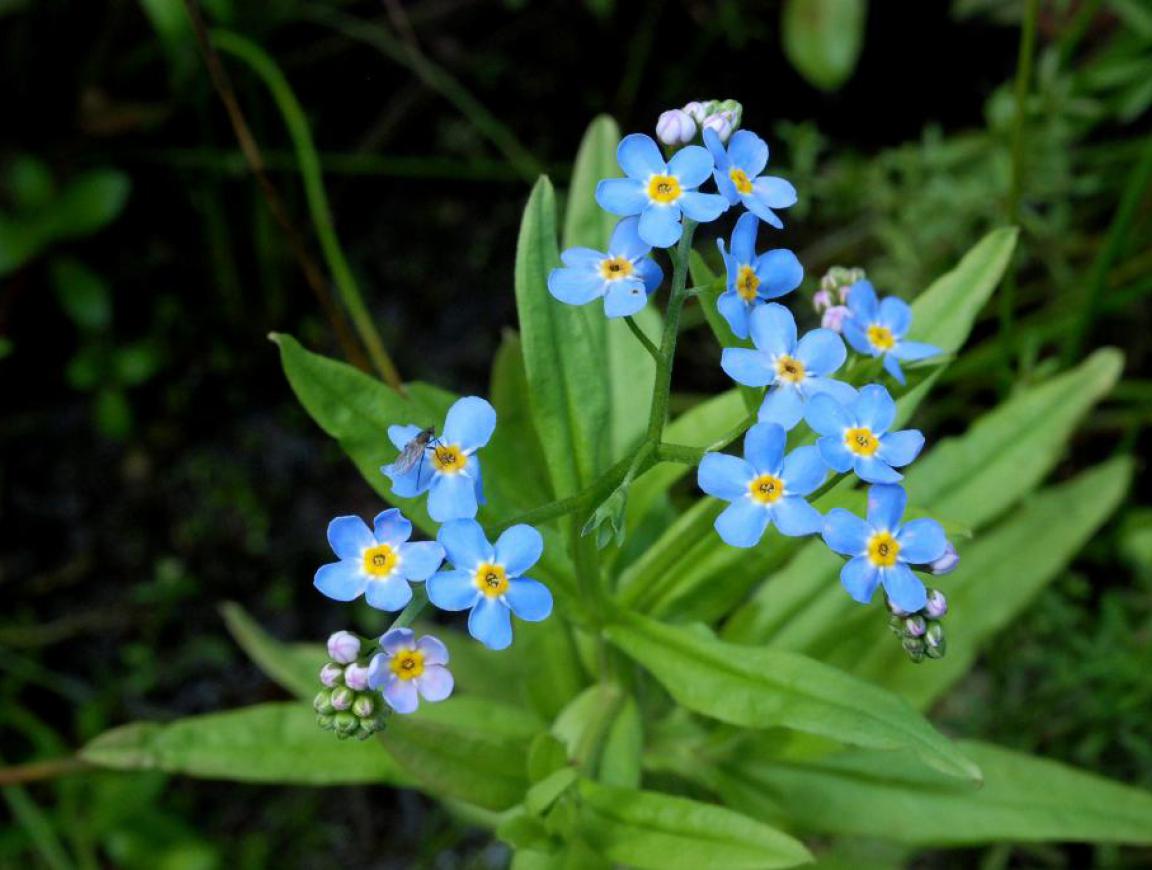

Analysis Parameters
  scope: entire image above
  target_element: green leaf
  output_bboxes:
[598,693,643,789]
[6,154,55,211]
[709,741,1152,846]
[48,169,131,241]
[525,767,579,815]
[562,115,619,253]
[577,780,813,870]
[382,696,543,810]
[50,259,112,331]
[782,0,867,92]
[605,613,980,781]
[219,602,324,699]
[80,703,407,785]
[490,328,553,507]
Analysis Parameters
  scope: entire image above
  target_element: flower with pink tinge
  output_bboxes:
[327,630,361,664]
[822,305,850,333]
[367,628,454,714]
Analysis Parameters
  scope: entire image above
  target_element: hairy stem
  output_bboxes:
[646,221,698,442]
[623,315,660,362]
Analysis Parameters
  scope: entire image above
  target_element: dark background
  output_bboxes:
[2,0,1150,866]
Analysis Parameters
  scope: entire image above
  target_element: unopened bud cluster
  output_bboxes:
[656,99,744,148]
[814,266,867,332]
[315,632,386,739]
[888,587,949,663]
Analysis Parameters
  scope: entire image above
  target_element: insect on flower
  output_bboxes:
[388,426,438,478]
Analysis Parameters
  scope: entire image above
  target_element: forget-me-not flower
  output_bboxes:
[547,217,664,318]
[822,483,947,613]
[314,509,445,611]
[427,520,553,650]
[595,133,728,248]
[716,212,803,339]
[804,384,925,483]
[721,303,855,430]
[704,128,797,229]
[367,628,454,714]
[382,396,495,522]
[697,422,826,547]
[842,281,941,385]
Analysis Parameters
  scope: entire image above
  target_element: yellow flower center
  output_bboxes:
[647,174,682,204]
[736,265,761,301]
[729,167,753,195]
[867,531,900,568]
[867,324,896,352]
[389,649,425,681]
[775,355,806,384]
[748,473,784,505]
[599,255,635,282]
[431,443,467,474]
[474,562,509,598]
[363,543,399,577]
[844,426,880,457]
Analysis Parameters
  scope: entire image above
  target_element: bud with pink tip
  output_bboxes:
[822,305,850,332]
[343,663,370,691]
[319,662,344,687]
[682,101,710,125]
[327,631,361,664]
[656,109,697,147]
[813,289,834,314]
[925,587,949,619]
[930,542,960,576]
[702,110,736,144]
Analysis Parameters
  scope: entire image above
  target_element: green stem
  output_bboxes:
[624,315,661,362]
[390,585,429,630]
[210,30,405,392]
[646,221,698,442]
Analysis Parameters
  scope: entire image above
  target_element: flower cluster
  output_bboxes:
[315,631,387,740]
[545,101,955,628]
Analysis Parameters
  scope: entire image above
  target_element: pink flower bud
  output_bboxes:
[682,101,709,125]
[327,631,360,664]
[656,109,697,147]
[813,289,834,313]
[930,543,960,576]
[702,111,735,144]
[821,305,850,332]
[319,662,344,687]
[343,663,370,691]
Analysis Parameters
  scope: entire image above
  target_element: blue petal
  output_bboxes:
[635,257,664,294]
[717,291,751,340]
[715,498,771,548]
[744,421,786,475]
[842,316,874,356]
[878,296,912,336]
[603,279,649,318]
[667,144,714,188]
[757,385,805,430]
[713,168,740,204]
[880,563,927,612]
[364,575,413,611]
[703,127,728,168]
[818,437,854,473]
[721,347,775,387]
[678,191,728,223]
[892,340,941,362]
[427,568,480,611]
[380,627,415,654]
[608,216,650,259]
[743,195,782,229]
[388,424,422,451]
[442,396,496,452]
[795,328,846,377]
[805,393,854,436]
[878,429,925,468]
[327,515,374,560]
[866,484,907,531]
[415,664,454,702]
[397,540,445,581]
[437,518,493,570]
[382,458,433,498]
[896,518,948,564]
[751,175,797,209]
[748,302,797,357]
[469,597,513,650]
[698,453,755,501]
[638,204,683,248]
[373,508,412,546]
[804,376,857,406]
[727,130,768,176]
[883,353,906,384]
[494,524,544,577]
[846,280,879,319]
[314,560,367,602]
[428,473,479,521]
[617,133,666,179]
[549,266,605,305]
[596,178,647,215]
[560,247,605,268]
[469,457,486,507]
[505,577,553,621]
[755,248,803,298]
[823,509,871,556]
[773,496,823,537]
[853,384,896,433]
[854,456,903,484]
[730,211,759,264]
[384,678,419,714]
[782,445,826,496]
[841,556,880,604]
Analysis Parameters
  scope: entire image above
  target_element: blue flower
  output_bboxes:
[547,217,664,318]
[822,483,947,612]
[704,128,797,229]
[697,422,826,547]
[382,396,495,522]
[367,628,454,714]
[721,303,855,431]
[716,212,803,339]
[595,133,728,248]
[314,509,445,611]
[804,384,925,483]
[842,281,941,385]
[427,520,553,650]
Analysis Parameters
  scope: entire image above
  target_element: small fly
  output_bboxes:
[388,426,438,478]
